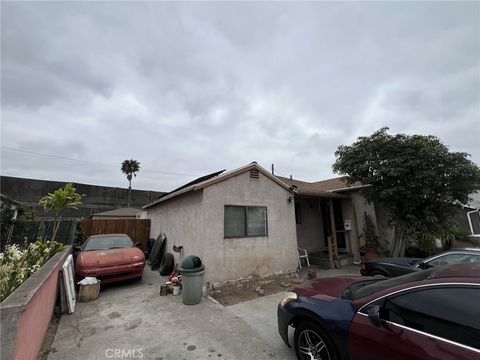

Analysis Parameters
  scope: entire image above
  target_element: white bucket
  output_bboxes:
[172,285,181,296]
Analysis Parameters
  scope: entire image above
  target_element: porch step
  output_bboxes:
[309,252,354,269]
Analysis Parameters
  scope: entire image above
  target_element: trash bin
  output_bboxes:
[178,255,205,305]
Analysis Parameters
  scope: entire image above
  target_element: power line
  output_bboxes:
[0,146,202,178]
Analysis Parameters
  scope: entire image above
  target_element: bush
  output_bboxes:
[0,239,64,302]
[361,212,388,255]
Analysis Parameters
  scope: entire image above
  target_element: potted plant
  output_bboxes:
[360,213,386,262]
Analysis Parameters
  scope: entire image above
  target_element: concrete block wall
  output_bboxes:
[0,247,71,360]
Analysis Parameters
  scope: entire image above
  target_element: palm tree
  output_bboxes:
[121,159,141,207]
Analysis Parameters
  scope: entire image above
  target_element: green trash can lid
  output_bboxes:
[179,255,205,273]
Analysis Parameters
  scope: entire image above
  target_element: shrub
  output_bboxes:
[361,212,388,255]
[0,239,64,302]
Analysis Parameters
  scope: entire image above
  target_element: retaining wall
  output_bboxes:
[0,247,71,360]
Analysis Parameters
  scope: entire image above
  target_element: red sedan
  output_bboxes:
[278,262,480,360]
[75,234,145,284]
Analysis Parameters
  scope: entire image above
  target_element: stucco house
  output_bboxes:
[276,176,394,266]
[143,163,298,284]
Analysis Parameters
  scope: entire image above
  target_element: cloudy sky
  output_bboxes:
[1,1,479,192]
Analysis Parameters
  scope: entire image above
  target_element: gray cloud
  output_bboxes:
[1,1,479,191]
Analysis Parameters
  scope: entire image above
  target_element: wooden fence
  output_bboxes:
[81,219,151,250]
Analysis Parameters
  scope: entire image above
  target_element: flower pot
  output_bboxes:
[363,248,380,262]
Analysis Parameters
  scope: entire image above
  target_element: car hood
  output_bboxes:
[293,277,370,298]
[77,247,144,267]
[371,257,421,267]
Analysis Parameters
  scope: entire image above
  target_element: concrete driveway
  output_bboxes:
[49,269,284,360]
[49,265,361,360]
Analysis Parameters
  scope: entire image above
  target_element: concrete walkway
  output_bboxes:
[227,292,296,359]
[225,264,363,359]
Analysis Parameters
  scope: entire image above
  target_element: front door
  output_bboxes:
[321,200,346,250]
[333,200,346,249]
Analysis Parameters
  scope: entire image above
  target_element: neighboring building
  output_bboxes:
[91,207,144,220]
[144,163,298,284]
[0,176,165,218]
[458,191,480,240]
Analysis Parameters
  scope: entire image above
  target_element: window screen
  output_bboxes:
[224,206,246,237]
[224,205,267,237]
[247,207,267,236]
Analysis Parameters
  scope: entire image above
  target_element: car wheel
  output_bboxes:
[159,252,174,276]
[294,320,338,360]
[370,270,387,277]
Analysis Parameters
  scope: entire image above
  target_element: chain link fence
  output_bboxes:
[1,219,80,252]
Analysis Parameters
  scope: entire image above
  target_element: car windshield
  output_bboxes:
[350,267,436,300]
[83,235,133,251]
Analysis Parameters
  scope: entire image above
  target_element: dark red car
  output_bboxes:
[278,263,480,360]
[75,234,145,284]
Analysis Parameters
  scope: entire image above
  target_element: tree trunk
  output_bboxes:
[52,217,61,242]
[127,181,132,208]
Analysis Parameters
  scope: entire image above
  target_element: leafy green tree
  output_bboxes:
[121,159,141,207]
[39,183,83,241]
[333,128,480,254]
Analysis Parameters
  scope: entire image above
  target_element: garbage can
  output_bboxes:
[178,255,205,305]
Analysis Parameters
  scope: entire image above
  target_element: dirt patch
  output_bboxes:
[38,313,61,360]
[210,279,302,306]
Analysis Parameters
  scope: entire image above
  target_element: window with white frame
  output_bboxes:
[224,205,268,238]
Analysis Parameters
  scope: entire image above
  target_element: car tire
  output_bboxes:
[294,320,338,360]
[146,238,155,258]
[159,252,174,276]
[150,234,166,270]
[370,270,388,277]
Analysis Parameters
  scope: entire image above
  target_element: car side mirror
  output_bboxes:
[73,245,82,252]
[367,305,382,327]
[135,242,142,248]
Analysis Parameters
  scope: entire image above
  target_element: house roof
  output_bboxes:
[143,163,292,209]
[311,177,368,192]
[92,207,144,217]
[275,176,350,198]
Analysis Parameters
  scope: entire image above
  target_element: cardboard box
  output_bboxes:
[78,282,100,302]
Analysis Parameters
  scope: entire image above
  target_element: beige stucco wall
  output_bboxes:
[350,192,377,248]
[148,171,298,284]
[295,199,325,253]
[148,190,205,257]
[349,191,395,256]
[340,200,355,255]
[374,201,395,251]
